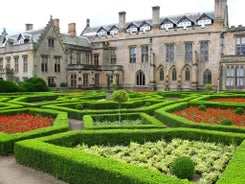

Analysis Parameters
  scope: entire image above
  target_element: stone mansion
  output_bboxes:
[0,0,244,91]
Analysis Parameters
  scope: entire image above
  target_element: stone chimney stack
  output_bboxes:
[53,19,60,32]
[152,6,160,28]
[25,24,33,31]
[86,19,90,27]
[68,23,76,37]
[119,11,126,33]
[215,0,227,21]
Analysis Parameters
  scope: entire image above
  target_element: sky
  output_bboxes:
[1,0,244,35]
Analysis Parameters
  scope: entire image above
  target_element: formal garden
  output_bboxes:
[0,83,245,183]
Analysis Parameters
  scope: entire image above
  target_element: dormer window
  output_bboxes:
[97,31,107,37]
[139,21,151,32]
[109,26,119,35]
[160,19,175,31]
[177,16,194,29]
[197,14,213,28]
[126,23,138,33]
[48,38,55,47]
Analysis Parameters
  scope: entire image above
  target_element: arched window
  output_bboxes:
[230,66,235,86]
[136,71,145,85]
[159,68,164,81]
[203,69,212,85]
[185,68,190,81]
[172,68,177,81]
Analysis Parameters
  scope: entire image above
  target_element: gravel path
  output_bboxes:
[0,156,67,184]
[0,119,83,184]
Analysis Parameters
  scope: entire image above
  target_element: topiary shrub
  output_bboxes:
[198,104,207,111]
[0,80,20,93]
[20,77,49,92]
[60,82,67,87]
[220,119,233,126]
[75,103,84,110]
[171,156,195,179]
[234,107,244,115]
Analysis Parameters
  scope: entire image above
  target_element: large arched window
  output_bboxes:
[185,68,190,81]
[203,69,212,85]
[172,68,177,81]
[159,68,164,81]
[136,71,145,85]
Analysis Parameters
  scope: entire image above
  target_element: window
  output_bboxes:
[0,58,3,71]
[136,71,145,85]
[159,68,164,81]
[41,56,48,72]
[48,38,54,47]
[200,42,209,62]
[236,37,245,55]
[48,77,55,87]
[83,73,89,87]
[54,57,61,72]
[93,54,99,66]
[172,68,177,81]
[203,69,212,85]
[85,53,90,64]
[14,56,19,73]
[236,66,244,87]
[185,43,192,62]
[6,58,11,69]
[107,74,113,88]
[166,44,174,62]
[77,52,81,64]
[23,55,28,73]
[129,47,136,63]
[95,73,100,86]
[110,49,117,64]
[71,74,77,87]
[141,46,149,63]
[185,68,190,81]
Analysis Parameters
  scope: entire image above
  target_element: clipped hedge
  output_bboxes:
[14,128,245,184]
[83,113,166,130]
[0,108,69,155]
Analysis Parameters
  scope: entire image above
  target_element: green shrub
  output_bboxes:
[220,119,233,126]
[0,80,20,93]
[171,156,195,179]
[75,103,84,110]
[20,77,49,92]
[60,82,67,87]
[234,107,244,115]
[198,105,207,111]
[49,82,56,87]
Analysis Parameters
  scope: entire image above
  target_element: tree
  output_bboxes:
[111,90,129,122]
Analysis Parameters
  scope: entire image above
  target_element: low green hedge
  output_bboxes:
[155,102,245,134]
[14,128,245,184]
[83,113,166,130]
[0,108,69,155]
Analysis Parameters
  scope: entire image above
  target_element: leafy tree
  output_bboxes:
[111,90,129,122]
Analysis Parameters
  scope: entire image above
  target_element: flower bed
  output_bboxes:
[210,98,245,103]
[172,106,245,127]
[0,113,54,134]
[76,138,235,184]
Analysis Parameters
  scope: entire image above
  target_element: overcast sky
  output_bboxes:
[1,0,244,35]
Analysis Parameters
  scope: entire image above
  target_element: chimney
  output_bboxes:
[25,24,33,31]
[86,19,90,27]
[152,6,160,28]
[68,23,76,37]
[119,11,126,33]
[53,19,60,32]
[215,0,227,21]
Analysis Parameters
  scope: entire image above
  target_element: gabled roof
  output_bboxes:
[176,15,195,25]
[161,17,176,25]
[81,11,214,37]
[139,20,152,28]
[196,13,214,22]
[97,26,108,33]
